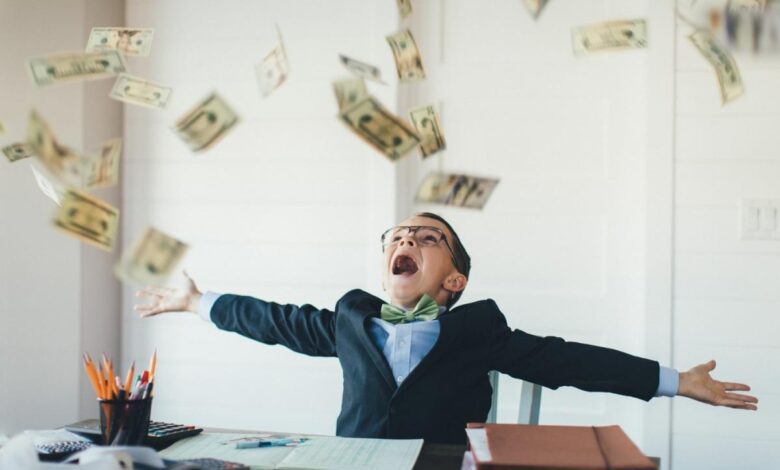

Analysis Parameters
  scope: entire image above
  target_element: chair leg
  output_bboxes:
[518,382,542,425]
[487,370,499,424]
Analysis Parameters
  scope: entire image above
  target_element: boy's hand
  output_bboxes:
[134,271,202,318]
[678,360,758,410]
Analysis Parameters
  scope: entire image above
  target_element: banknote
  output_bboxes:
[2,143,34,162]
[397,0,412,18]
[523,0,550,19]
[53,188,119,251]
[339,54,385,84]
[386,29,426,82]
[173,92,240,152]
[415,172,499,210]
[340,95,420,161]
[409,105,446,158]
[115,227,189,286]
[27,50,127,87]
[30,163,63,206]
[333,77,367,111]
[689,30,744,104]
[83,139,121,189]
[0,120,4,134]
[85,27,154,57]
[110,73,172,109]
[26,110,83,187]
[256,26,290,97]
[571,19,647,55]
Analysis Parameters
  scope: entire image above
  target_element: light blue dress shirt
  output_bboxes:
[198,292,678,396]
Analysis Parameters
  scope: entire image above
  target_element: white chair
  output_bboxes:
[486,370,542,425]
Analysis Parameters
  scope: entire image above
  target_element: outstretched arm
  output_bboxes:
[677,360,758,410]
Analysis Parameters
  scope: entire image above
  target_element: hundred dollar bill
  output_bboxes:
[173,92,240,152]
[386,29,426,82]
[340,95,420,161]
[27,50,127,87]
[416,172,500,210]
[86,27,154,57]
[26,110,83,187]
[2,143,34,162]
[397,0,412,19]
[83,139,121,189]
[30,163,63,206]
[571,19,647,55]
[523,0,550,19]
[409,105,446,158]
[52,188,119,251]
[115,227,189,286]
[110,73,172,109]
[689,30,744,104]
[256,26,290,97]
[339,54,385,84]
[333,77,367,111]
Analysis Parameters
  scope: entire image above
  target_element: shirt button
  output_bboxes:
[397,375,404,382]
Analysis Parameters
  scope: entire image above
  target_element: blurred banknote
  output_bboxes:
[2,143,34,162]
[340,95,420,161]
[0,120,4,134]
[409,105,446,158]
[333,77,367,111]
[523,0,550,19]
[397,0,412,18]
[83,139,121,189]
[115,227,189,286]
[689,30,744,104]
[256,26,290,97]
[572,19,647,55]
[85,27,154,57]
[110,73,172,109]
[386,29,426,81]
[26,110,83,187]
[339,54,385,84]
[173,92,239,152]
[27,50,127,87]
[416,172,499,210]
[53,188,119,251]
[30,163,63,206]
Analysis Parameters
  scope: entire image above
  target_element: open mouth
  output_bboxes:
[392,254,419,276]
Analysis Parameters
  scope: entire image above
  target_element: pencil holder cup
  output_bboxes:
[99,397,153,446]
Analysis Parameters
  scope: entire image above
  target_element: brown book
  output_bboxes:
[465,423,656,470]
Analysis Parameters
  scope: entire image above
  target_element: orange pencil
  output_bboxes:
[86,354,105,399]
[148,350,157,380]
[124,361,135,393]
[82,355,102,398]
[98,363,108,399]
[103,355,119,397]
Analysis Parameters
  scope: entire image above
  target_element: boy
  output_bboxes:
[136,212,757,444]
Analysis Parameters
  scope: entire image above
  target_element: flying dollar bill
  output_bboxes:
[339,54,385,84]
[340,95,420,161]
[523,0,550,19]
[110,73,172,109]
[83,139,121,189]
[30,163,63,206]
[333,77,367,111]
[52,188,119,251]
[85,27,154,57]
[115,227,189,286]
[173,92,240,152]
[2,143,34,162]
[689,30,744,104]
[397,0,412,18]
[386,29,426,82]
[256,25,290,97]
[571,19,647,55]
[416,172,499,210]
[26,110,83,187]
[409,105,446,158]
[27,50,127,87]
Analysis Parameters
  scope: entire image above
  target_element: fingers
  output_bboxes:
[136,285,174,298]
[703,359,716,372]
[724,392,759,404]
[720,399,758,411]
[722,382,751,391]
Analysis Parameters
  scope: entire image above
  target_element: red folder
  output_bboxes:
[466,423,656,470]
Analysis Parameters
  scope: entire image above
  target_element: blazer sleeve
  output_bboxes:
[209,294,337,357]
[485,300,659,401]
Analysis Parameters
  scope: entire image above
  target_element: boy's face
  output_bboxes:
[382,215,467,309]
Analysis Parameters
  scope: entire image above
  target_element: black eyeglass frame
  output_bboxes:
[380,225,459,269]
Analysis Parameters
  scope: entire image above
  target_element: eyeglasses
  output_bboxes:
[380,225,458,266]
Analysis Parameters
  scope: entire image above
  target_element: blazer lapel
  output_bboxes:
[346,294,397,392]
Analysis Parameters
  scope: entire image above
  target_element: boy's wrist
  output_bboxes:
[187,292,203,313]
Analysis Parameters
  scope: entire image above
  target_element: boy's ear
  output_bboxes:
[443,271,467,293]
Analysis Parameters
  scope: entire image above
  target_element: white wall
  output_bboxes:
[0,0,123,436]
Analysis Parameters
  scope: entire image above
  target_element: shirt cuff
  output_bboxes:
[198,291,222,322]
[655,366,680,397]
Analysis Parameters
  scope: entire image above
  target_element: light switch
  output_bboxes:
[741,199,780,240]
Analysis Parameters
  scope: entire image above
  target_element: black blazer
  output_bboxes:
[210,289,659,444]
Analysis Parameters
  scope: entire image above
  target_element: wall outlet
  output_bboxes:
[741,199,780,240]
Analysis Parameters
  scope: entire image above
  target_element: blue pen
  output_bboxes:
[236,438,295,449]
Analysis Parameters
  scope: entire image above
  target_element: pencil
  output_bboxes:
[82,355,102,398]
[124,361,135,394]
[149,350,157,380]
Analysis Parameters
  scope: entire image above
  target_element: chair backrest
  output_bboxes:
[487,370,542,425]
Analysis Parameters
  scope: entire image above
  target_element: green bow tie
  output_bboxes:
[380,294,440,324]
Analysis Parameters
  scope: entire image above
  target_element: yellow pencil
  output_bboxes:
[124,361,135,394]
[149,349,157,380]
[82,355,102,398]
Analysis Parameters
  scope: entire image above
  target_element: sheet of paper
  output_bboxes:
[276,436,423,470]
[159,433,295,470]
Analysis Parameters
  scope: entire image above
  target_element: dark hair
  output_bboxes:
[415,212,471,308]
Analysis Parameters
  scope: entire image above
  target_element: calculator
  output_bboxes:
[65,419,204,450]
[36,440,93,461]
